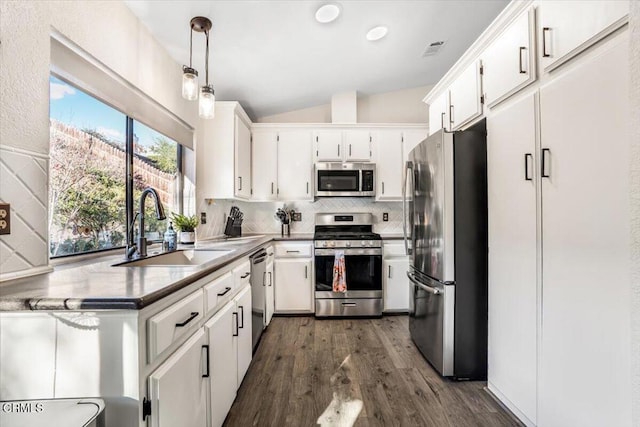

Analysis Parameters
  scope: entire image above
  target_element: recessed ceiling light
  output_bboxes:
[315,4,340,23]
[366,26,388,41]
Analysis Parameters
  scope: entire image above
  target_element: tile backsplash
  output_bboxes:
[197,198,404,239]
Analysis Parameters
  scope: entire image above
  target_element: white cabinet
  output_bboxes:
[486,94,538,425]
[448,61,483,130]
[482,8,536,108]
[538,35,630,427]
[265,248,275,326]
[402,129,428,161]
[197,102,252,200]
[382,254,410,312]
[343,130,372,161]
[234,285,252,387]
[428,91,450,135]
[315,130,343,161]
[148,328,208,427]
[235,117,252,200]
[274,242,313,313]
[277,130,313,200]
[538,0,629,72]
[374,130,403,201]
[205,303,237,427]
[251,131,278,200]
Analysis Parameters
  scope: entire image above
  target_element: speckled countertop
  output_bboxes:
[0,233,399,312]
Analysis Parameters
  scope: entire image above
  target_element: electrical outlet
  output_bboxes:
[0,203,10,235]
[200,212,207,225]
[382,212,389,222]
[292,212,302,222]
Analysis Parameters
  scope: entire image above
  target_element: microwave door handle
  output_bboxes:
[402,161,413,255]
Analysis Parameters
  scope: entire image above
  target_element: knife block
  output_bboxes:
[224,217,242,237]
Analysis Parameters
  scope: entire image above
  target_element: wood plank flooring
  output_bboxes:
[224,316,521,427]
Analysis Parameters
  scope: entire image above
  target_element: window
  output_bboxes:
[49,75,183,258]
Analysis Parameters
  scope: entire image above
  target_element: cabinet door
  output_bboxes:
[274,258,313,312]
[315,131,343,161]
[234,117,252,200]
[251,131,278,200]
[383,258,410,311]
[148,329,208,427]
[449,61,483,130]
[539,0,629,72]
[234,286,252,387]
[539,35,630,427]
[374,130,403,201]
[486,94,538,424]
[277,131,313,200]
[482,8,536,108]
[265,257,275,326]
[343,130,372,161]
[205,303,237,427]
[428,91,450,135]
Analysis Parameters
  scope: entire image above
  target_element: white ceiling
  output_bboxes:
[124,0,509,119]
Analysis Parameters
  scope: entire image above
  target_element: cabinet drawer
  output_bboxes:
[233,260,251,289]
[148,290,204,362]
[383,243,407,258]
[274,243,312,258]
[204,272,234,315]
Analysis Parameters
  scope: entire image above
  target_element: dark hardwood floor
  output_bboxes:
[224,316,521,427]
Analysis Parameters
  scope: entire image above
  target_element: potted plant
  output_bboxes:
[170,213,199,244]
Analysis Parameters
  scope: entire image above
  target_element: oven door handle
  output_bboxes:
[314,248,382,256]
[406,272,441,295]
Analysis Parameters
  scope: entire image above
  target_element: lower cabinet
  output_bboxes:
[265,249,275,326]
[383,257,410,312]
[148,328,208,427]
[274,258,313,313]
[234,286,252,387]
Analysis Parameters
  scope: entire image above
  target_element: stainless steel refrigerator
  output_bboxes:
[402,119,488,380]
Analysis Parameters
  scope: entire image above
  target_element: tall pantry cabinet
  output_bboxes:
[486,29,631,427]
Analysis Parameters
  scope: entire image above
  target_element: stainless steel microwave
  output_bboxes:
[315,163,376,197]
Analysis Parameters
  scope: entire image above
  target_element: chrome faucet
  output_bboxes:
[126,187,166,259]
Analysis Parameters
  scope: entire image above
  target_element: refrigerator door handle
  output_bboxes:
[407,272,442,295]
[402,161,413,256]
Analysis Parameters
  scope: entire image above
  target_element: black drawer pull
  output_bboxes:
[232,312,239,336]
[240,272,250,279]
[175,312,198,327]
[202,345,210,378]
[217,286,232,296]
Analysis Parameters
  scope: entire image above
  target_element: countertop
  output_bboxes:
[0,232,401,312]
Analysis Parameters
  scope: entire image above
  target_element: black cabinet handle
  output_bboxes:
[519,47,526,74]
[306,182,309,194]
[268,271,272,286]
[382,182,385,194]
[337,144,340,157]
[542,27,551,57]
[349,144,352,156]
[241,272,250,279]
[388,265,392,278]
[238,176,242,191]
[232,312,239,336]
[440,112,445,130]
[263,272,267,286]
[202,345,210,378]
[305,265,308,279]
[175,311,198,327]
[524,153,533,181]
[271,182,274,194]
[541,148,551,178]
[239,305,244,328]
[449,105,454,125]
[217,286,231,296]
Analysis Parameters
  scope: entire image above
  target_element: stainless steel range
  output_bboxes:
[313,213,383,317]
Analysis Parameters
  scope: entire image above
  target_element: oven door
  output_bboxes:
[314,248,382,298]
[315,169,361,197]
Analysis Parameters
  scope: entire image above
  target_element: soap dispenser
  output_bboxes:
[164,222,177,251]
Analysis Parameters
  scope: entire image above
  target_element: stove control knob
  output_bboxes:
[345,242,351,247]
[330,241,335,247]
[361,241,366,247]
[323,241,328,247]
[369,241,374,246]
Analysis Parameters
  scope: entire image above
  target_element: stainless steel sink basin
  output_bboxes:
[113,249,233,267]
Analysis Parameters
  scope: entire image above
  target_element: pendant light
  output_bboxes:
[181,16,215,119]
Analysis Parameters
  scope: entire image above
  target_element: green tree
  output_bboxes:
[147,136,178,174]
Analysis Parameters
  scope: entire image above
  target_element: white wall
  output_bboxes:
[0,0,197,279]
[256,85,432,124]
[630,1,640,423]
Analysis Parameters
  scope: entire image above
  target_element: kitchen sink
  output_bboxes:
[113,249,233,267]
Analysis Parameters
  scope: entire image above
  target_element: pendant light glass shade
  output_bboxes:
[182,66,199,100]
[199,85,215,119]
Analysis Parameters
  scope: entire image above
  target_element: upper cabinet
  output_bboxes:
[448,61,483,130]
[482,8,536,108]
[538,0,629,72]
[197,102,252,200]
[374,130,403,201]
[428,91,450,136]
[277,130,313,200]
[251,131,278,201]
[314,130,372,162]
[234,117,252,200]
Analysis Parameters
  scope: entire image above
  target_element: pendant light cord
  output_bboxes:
[189,25,193,68]
[205,29,210,85]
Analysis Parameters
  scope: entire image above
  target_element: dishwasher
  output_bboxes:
[250,248,267,351]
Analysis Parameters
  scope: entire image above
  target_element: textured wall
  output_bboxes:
[0,0,196,279]
[630,1,640,423]
[197,198,405,240]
